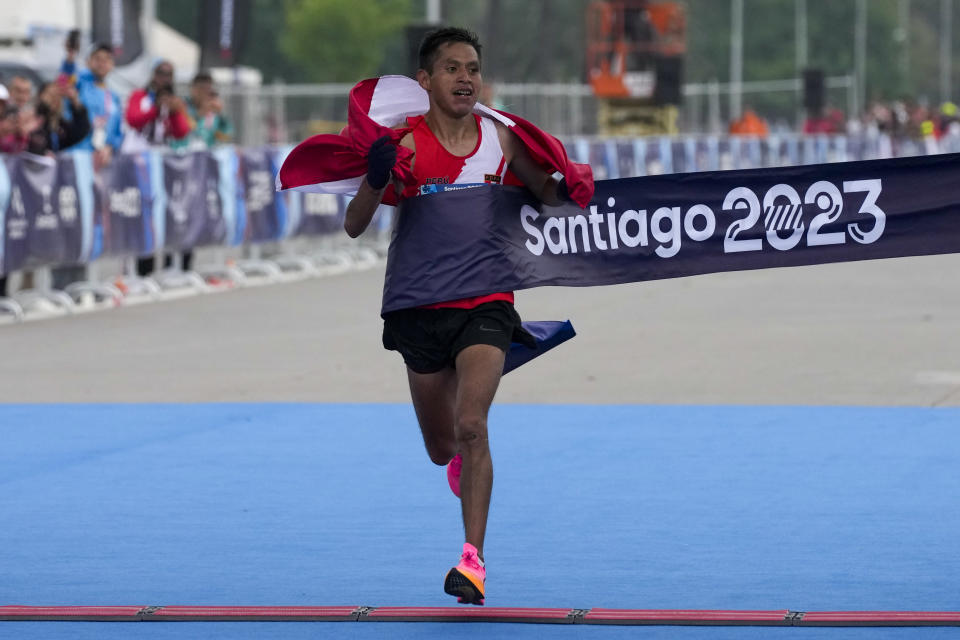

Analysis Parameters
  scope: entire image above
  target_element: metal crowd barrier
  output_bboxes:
[0,145,390,322]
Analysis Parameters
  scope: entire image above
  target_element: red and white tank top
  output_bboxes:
[402,114,514,310]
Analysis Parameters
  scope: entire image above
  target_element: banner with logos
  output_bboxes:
[1,153,93,273]
[102,150,152,256]
[381,153,960,313]
[240,147,285,243]
[156,151,226,251]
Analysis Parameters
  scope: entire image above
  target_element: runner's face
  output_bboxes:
[423,42,482,118]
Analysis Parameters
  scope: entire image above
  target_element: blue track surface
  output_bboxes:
[1,404,958,639]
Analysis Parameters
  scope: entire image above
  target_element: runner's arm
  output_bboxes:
[344,179,387,238]
[344,133,412,238]
[496,123,566,206]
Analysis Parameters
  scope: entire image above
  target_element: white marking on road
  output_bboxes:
[914,371,960,386]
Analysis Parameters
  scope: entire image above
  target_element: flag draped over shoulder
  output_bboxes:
[276,75,594,208]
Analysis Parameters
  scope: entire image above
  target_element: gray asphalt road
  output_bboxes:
[2,254,958,406]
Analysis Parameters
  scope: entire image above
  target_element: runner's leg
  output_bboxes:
[407,367,458,465]
[453,343,505,559]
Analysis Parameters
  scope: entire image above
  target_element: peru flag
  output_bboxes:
[276,75,594,208]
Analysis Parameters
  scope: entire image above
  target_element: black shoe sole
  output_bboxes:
[444,568,484,606]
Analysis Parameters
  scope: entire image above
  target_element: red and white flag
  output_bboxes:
[276,75,594,207]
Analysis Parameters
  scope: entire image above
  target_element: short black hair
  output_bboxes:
[89,43,114,56]
[192,70,214,85]
[418,27,482,74]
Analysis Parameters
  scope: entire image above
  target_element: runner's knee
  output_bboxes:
[455,415,488,450]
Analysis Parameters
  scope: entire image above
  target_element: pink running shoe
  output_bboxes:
[446,454,462,498]
[444,542,485,605]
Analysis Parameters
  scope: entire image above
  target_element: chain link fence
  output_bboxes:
[214,75,855,146]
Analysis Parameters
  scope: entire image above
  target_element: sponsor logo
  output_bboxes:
[110,187,141,219]
[484,174,501,184]
[245,170,274,212]
[419,183,486,196]
[205,178,220,220]
[35,184,58,230]
[521,179,886,258]
[58,186,78,224]
[304,193,339,216]
[424,177,450,185]
[7,187,27,240]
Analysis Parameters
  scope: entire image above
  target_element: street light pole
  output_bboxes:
[898,0,911,93]
[854,0,866,116]
[427,0,441,24]
[796,0,807,127]
[796,0,807,73]
[730,0,743,121]
[941,0,953,104]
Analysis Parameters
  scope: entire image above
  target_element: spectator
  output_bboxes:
[26,82,90,156]
[172,71,234,150]
[61,41,124,168]
[193,88,233,147]
[127,62,195,275]
[0,105,29,154]
[122,60,192,152]
[936,102,958,138]
[3,75,37,151]
[7,75,34,110]
[729,107,769,136]
[803,104,844,134]
[187,70,213,114]
[0,84,13,150]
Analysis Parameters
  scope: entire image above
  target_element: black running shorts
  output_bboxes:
[382,301,534,374]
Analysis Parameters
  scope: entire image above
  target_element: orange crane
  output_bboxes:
[586,0,686,134]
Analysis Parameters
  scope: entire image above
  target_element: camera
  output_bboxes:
[66,29,80,51]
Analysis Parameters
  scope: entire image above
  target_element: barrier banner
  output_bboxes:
[241,148,283,242]
[670,139,690,173]
[381,153,960,314]
[2,155,84,271]
[2,156,31,273]
[293,192,345,236]
[615,141,638,179]
[103,151,151,256]
[646,138,669,174]
[161,152,226,250]
[54,154,87,265]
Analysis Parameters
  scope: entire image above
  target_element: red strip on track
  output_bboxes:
[583,609,792,625]
[800,611,960,626]
[362,606,576,623]
[2,606,960,626]
[144,605,362,621]
[0,606,146,621]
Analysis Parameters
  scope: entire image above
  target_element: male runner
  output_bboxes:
[344,27,570,605]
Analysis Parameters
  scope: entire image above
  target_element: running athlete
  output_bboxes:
[343,27,570,605]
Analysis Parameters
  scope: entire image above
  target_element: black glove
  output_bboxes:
[556,177,571,202]
[366,135,397,190]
